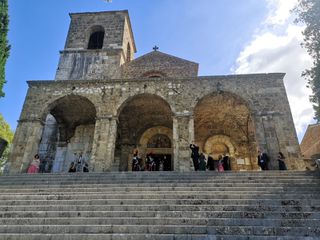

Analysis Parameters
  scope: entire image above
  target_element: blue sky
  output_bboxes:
[0,0,315,141]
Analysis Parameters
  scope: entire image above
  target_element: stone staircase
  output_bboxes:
[0,171,319,240]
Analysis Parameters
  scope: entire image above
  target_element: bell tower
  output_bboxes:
[55,10,136,80]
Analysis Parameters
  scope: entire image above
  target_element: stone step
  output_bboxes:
[0,185,320,195]
[0,178,317,185]
[1,210,319,219]
[1,174,317,179]
[0,233,318,240]
[0,171,318,238]
[1,217,319,227]
[0,174,317,183]
[0,172,318,181]
[1,204,317,212]
[1,198,319,206]
[2,171,318,177]
[0,225,319,237]
[0,192,319,201]
[0,183,318,190]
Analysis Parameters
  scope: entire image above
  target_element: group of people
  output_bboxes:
[190,143,288,172]
[132,150,166,171]
[68,152,89,173]
[190,143,231,172]
[257,150,287,170]
[27,152,89,174]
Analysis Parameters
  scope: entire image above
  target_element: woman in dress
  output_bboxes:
[27,154,40,173]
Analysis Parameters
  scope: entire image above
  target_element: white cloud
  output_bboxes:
[265,0,298,25]
[233,0,315,142]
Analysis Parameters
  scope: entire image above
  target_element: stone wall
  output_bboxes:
[300,123,320,160]
[8,73,303,173]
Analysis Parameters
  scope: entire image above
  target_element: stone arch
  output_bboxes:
[204,135,236,157]
[137,126,174,171]
[115,94,173,171]
[116,93,173,118]
[141,70,167,78]
[87,25,105,49]
[191,90,255,116]
[39,94,97,173]
[41,94,97,125]
[194,91,258,171]
[139,126,173,147]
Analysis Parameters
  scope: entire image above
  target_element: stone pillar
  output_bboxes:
[254,113,302,170]
[105,117,118,170]
[272,114,304,170]
[173,114,194,171]
[91,116,118,172]
[52,142,68,173]
[254,115,277,170]
[9,119,44,174]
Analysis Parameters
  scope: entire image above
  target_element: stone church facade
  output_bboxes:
[9,10,304,173]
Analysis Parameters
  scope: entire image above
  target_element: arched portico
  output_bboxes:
[194,92,259,171]
[115,93,174,171]
[38,95,97,173]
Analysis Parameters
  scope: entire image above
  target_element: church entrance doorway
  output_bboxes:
[152,154,172,171]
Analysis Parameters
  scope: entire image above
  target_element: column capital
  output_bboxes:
[173,112,193,118]
[96,115,118,121]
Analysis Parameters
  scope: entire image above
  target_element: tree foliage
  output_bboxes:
[294,0,320,121]
[0,0,10,98]
[0,113,13,171]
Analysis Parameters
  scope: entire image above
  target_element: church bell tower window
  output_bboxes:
[88,29,105,49]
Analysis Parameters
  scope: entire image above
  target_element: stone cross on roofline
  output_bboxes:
[153,45,159,51]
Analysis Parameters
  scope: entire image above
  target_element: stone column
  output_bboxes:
[90,116,118,172]
[52,142,68,173]
[9,119,44,174]
[105,117,118,170]
[173,114,194,171]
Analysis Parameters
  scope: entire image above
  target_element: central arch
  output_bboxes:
[194,92,258,171]
[115,94,173,171]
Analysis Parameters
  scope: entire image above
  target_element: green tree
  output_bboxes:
[294,0,320,121]
[0,113,14,172]
[0,0,10,97]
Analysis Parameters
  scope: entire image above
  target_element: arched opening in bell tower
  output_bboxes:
[87,26,105,49]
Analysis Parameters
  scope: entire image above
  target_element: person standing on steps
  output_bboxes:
[207,155,215,171]
[277,152,287,170]
[76,152,85,172]
[27,154,41,174]
[218,155,224,172]
[257,150,269,170]
[222,154,231,171]
[198,153,207,171]
[190,142,200,171]
[68,162,76,172]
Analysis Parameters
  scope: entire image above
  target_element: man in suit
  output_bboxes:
[190,142,200,171]
[257,150,269,170]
